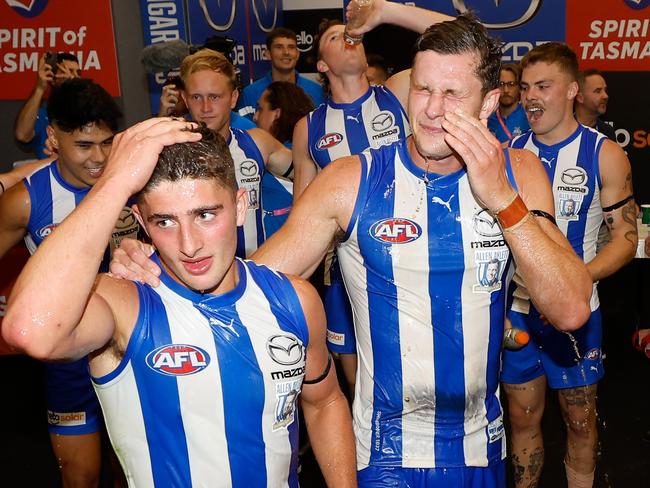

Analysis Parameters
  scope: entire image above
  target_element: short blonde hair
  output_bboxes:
[180,48,237,89]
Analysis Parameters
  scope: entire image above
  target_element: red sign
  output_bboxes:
[0,245,30,355]
[0,0,121,99]
[566,0,650,71]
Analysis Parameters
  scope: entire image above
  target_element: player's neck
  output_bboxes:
[271,67,296,83]
[574,106,597,128]
[328,73,370,104]
[536,116,579,146]
[407,137,463,176]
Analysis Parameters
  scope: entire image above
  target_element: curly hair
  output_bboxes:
[47,78,122,133]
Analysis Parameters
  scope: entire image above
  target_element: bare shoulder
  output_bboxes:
[384,68,411,108]
[0,180,31,227]
[599,138,631,177]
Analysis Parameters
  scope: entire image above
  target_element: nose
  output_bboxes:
[201,98,211,113]
[179,224,202,258]
[90,143,106,164]
[424,92,444,120]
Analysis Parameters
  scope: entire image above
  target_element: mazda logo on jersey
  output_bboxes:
[372,112,394,132]
[370,218,422,244]
[267,335,303,366]
[240,160,259,177]
[452,0,542,29]
[316,132,343,150]
[146,344,210,376]
[6,0,49,18]
[473,209,502,238]
[115,207,137,230]
[561,168,587,186]
[37,224,58,239]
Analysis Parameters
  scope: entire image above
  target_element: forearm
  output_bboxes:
[14,88,45,142]
[303,393,357,487]
[587,238,636,282]
[507,218,591,330]
[5,177,129,345]
[380,0,453,33]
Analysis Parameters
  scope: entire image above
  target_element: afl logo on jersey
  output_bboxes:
[316,132,343,150]
[370,218,422,244]
[37,224,58,239]
[146,344,210,376]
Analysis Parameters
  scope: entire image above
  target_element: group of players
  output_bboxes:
[0,1,639,487]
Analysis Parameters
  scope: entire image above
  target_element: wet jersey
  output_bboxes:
[307,85,410,170]
[93,258,310,488]
[509,124,605,312]
[338,140,516,468]
[229,128,266,258]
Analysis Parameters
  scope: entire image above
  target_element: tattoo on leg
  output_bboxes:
[560,387,592,407]
[528,446,544,478]
[512,453,525,484]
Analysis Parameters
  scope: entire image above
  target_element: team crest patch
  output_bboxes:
[273,380,301,431]
[145,344,210,376]
[584,348,601,361]
[473,250,508,293]
[556,167,589,221]
[37,223,58,239]
[370,218,422,244]
[316,132,343,150]
[488,417,505,443]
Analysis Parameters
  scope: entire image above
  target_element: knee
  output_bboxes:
[507,400,544,430]
[59,459,100,488]
[563,408,597,439]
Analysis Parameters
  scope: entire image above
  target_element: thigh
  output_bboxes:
[501,311,545,386]
[540,309,604,389]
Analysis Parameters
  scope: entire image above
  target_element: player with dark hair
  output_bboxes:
[253,81,315,237]
[503,42,636,488]
[0,78,130,488]
[15,52,82,158]
[487,63,529,143]
[111,14,593,487]
[3,121,356,488]
[236,27,324,121]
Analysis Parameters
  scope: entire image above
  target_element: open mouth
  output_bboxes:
[526,106,544,122]
[182,257,213,276]
[86,166,104,178]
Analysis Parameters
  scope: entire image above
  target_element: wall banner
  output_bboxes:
[0,0,121,100]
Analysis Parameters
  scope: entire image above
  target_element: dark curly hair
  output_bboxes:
[263,81,314,143]
[139,124,236,199]
[47,78,122,133]
[414,13,502,94]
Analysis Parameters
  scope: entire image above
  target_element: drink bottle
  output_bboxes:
[344,0,374,46]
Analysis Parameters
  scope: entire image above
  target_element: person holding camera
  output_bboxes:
[14,52,81,159]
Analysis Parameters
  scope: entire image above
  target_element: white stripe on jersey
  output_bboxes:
[155,282,233,487]
[324,108,351,161]
[49,168,76,224]
[94,364,156,487]
[235,266,293,487]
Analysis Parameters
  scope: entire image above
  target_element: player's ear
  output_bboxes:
[567,81,579,101]
[479,87,500,120]
[230,87,239,110]
[131,203,150,237]
[46,125,59,150]
[235,188,248,227]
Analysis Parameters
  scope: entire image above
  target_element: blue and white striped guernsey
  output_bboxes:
[23,160,139,268]
[93,258,310,487]
[509,124,605,313]
[337,140,515,469]
[229,128,266,258]
[307,85,411,170]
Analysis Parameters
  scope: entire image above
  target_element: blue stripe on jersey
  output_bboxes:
[359,153,404,466]
[230,128,267,258]
[132,287,193,487]
[342,152,370,241]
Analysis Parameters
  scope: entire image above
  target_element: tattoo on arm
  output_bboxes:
[604,213,614,231]
[621,200,638,245]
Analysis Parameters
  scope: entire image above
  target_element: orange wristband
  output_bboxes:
[495,194,529,229]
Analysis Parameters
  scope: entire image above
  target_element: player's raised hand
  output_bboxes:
[442,111,515,212]
[109,238,161,287]
[102,117,201,196]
